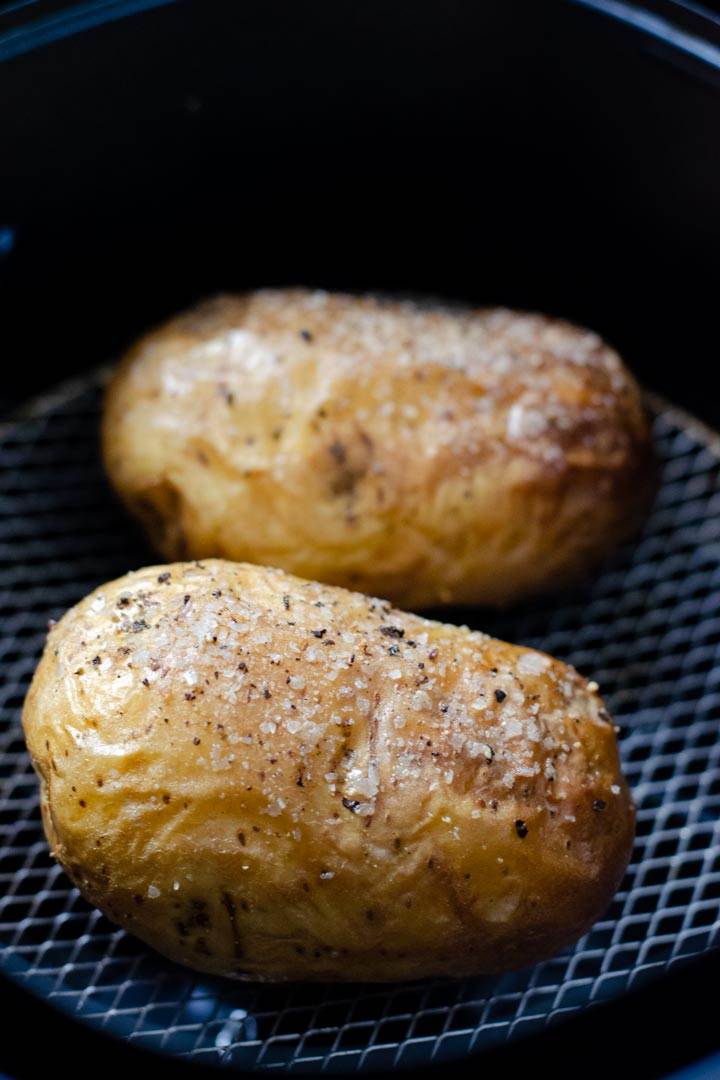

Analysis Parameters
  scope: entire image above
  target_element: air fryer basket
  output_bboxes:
[3,0,720,1074]
[1,376,719,1072]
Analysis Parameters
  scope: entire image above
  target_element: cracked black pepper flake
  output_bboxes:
[515,819,528,839]
[157,572,171,583]
[312,628,327,638]
[342,798,360,813]
[380,626,404,639]
[495,689,507,703]
[92,656,101,666]
[131,620,147,632]
[299,328,313,341]
[388,644,400,655]
[193,736,201,745]
[593,799,607,812]
[328,441,347,465]
[183,594,191,605]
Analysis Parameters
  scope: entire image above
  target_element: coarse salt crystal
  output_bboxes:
[517,652,550,675]
[504,718,523,738]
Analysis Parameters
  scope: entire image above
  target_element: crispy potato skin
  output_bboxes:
[23,560,633,981]
[102,290,654,609]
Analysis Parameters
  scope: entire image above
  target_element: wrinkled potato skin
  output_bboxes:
[102,290,654,609]
[23,560,634,981]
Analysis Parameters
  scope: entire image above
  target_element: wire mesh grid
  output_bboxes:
[1,380,720,1073]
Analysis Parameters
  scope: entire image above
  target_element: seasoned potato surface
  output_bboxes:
[23,560,634,980]
[103,290,654,607]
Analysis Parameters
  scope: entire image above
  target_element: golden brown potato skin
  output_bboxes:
[23,560,633,981]
[102,290,654,609]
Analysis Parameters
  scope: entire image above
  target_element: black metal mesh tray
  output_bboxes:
[1,377,719,1073]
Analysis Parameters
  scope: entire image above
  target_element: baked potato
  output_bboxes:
[102,290,654,609]
[23,559,634,981]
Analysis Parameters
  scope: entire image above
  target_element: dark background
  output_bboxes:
[1,0,720,1077]
[1,0,719,423]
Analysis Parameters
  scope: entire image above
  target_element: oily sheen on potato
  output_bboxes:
[23,560,634,981]
[102,290,654,608]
